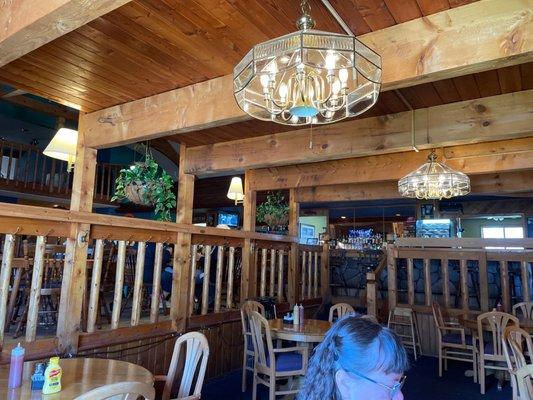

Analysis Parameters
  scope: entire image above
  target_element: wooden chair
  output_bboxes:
[431,302,477,381]
[503,325,533,400]
[328,302,354,322]
[249,310,308,400]
[388,306,422,361]
[476,311,519,394]
[74,381,155,399]
[516,364,533,400]
[155,331,209,400]
[240,300,265,392]
[513,302,533,321]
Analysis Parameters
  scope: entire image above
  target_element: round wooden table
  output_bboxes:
[269,319,332,343]
[0,357,153,399]
[458,314,533,334]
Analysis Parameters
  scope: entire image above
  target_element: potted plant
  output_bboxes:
[112,153,176,221]
[256,191,289,232]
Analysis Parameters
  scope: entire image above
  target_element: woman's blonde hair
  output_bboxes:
[297,314,408,400]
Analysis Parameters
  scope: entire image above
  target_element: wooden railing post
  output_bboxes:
[320,236,330,300]
[366,272,377,318]
[240,171,256,303]
[387,244,397,311]
[288,188,299,304]
[171,145,194,332]
[57,116,97,354]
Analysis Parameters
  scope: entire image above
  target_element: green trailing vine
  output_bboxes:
[112,152,176,222]
[256,191,289,230]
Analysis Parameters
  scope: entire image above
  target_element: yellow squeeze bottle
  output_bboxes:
[42,357,62,394]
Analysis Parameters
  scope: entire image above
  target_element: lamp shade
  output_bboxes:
[43,128,78,171]
[227,177,244,203]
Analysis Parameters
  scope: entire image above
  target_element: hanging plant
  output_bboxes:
[112,152,176,222]
[256,191,289,231]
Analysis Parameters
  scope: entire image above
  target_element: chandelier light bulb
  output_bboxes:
[339,68,349,85]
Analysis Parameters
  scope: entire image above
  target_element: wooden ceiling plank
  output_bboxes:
[521,62,533,90]
[295,170,533,203]
[473,70,502,98]
[0,0,132,67]
[414,0,450,15]
[498,65,523,94]
[384,0,423,23]
[398,83,443,108]
[247,137,533,190]
[431,79,462,103]
[84,0,533,148]
[184,90,533,175]
[351,0,397,31]
[453,75,482,101]
[327,0,373,35]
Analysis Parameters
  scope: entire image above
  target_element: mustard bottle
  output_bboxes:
[42,356,62,394]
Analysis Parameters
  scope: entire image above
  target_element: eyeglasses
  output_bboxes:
[349,371,406,399]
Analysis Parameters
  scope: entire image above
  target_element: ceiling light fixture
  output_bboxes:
[233,0,381,126]
[398,151,471,200]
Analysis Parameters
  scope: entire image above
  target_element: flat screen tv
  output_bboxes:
[218,212,239,227]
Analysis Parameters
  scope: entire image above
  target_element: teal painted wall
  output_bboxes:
[299,216,327,244]
[461,217,524,238]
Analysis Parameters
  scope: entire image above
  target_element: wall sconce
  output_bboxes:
[227,176,244,205]
[43,127,78,172]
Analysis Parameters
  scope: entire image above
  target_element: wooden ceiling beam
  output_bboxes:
[0,95,79,122]
[0,0,131,67]
[83,0,533,148]
[247,137,533,191]
[294,171,533,203]
[184,90,533,175]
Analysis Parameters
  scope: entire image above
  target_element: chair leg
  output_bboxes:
[252,372,258,400]
[473,350,478,384]
[269,376,276,400]
[444,348,448,371]
[438,345,443,377]
[479,360,485,395]
[242,352,247,392]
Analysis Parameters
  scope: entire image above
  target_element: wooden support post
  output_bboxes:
[366,272,377,318]
[227,247,235,309]
[478,254,489,312]
[320,238,330,300]
[111,240,127,330]
[301,250,307,301]
[313,251,319,298]
[260,248,267,298]
[171,145,194,332]
[240,172,256,303]
[150,243,164,323]
[57,116,96,354]
[277,250,284,302]
[201,245,212,316]
[307,251,312,300]
[131,241,146,326]
[441,259,450,309]
[288,188,299,305]
[500,261,511,313]
[0,234,15,345]
[214,246,224,313]
[26,235,45,342]
[407,258,414,305]
[423,258,432,307]
[87,239,104,333]
[387,244,397,311]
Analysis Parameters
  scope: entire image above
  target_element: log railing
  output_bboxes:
[299,245,322,301]
[0,139,125,202]
[0,203,297,357]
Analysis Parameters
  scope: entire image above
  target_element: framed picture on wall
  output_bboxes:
[300,223,316,244]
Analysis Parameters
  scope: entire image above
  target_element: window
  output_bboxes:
[481,226,524,239]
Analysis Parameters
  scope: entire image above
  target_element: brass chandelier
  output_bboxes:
[233,0,381,126]
[398,151,471,200]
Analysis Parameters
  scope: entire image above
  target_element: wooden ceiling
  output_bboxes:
[0,0,478,113]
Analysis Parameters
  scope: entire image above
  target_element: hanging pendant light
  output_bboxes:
[43,127,78,172]
[398,151,471,200]
[233,0,381,126]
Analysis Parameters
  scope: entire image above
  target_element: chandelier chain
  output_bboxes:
[300,0,311,16]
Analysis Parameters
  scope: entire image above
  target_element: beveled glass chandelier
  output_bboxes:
[233,0,381,126]
[398,151,471,200]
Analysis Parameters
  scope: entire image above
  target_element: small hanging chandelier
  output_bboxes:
[398,151,471,200]
[233,0,381,126]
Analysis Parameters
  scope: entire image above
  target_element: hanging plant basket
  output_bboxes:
[112,152,176,221]
[124,180,154,206]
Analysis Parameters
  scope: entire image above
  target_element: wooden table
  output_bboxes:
[269,319,332,343]
[0,358,153,399]
[458,314,533,334]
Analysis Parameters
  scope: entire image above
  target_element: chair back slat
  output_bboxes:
[516,365,533,400]
[249,310,274,371]
[478,311,518,358]
[432,301,445,328]
[162,332,209,400]
[74,381,155,400]
[328,303,354,322]
[512,302,533,321]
